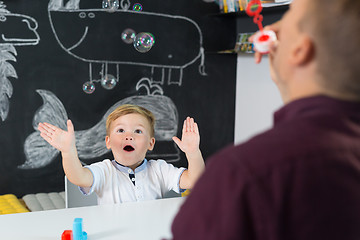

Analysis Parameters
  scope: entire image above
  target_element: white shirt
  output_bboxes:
[80,159,186,205]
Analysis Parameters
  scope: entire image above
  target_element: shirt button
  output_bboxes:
[127,169,132,174]
[131,178,135,182]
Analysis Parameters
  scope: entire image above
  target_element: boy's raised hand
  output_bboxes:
[174,117,204,190]
[172,117,200,155]
[38,119,76,154]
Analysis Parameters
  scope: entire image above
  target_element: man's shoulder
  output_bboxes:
[211,127,286,161]
[206,126,301,176]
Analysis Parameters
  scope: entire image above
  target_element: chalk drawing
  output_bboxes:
[20,78,180,169]
[47,0,206,89]
[0,2,40,121]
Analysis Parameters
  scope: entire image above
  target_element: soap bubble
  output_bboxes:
[133,32,155,53]
[101,74,117,90]
[121,28,136,44]
[133,3,143,11]
[102,0,119,12]
[83,81,95,94]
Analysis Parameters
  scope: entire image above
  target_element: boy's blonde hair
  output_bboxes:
[106,104,155,137]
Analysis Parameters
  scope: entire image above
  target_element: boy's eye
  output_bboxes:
[134,129,143,134]
[117,128,125,133]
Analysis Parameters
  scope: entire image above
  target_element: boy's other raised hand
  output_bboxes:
[172,117,200,155]
[38,119,76,153]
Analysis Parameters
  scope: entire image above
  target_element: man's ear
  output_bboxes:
[148,137,156,151]
[105,135,111,150]
[290,34,314,66]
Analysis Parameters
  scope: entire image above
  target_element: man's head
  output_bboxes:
[106,104,155,137]
[270,0,360,102]
[303,0,360,100]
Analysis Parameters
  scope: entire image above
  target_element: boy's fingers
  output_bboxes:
[67,119,74,133]
[172,136,181,146]
[186,117,191,132]
[182,117,199,133]
[181,119,186,134]
[39,122,50,131]
[39,123,55,136]
[189,118,194,132]
[37,123,44,131]
[43,122,56,131]
[39,132,48,140]
[39,129,53,143]
[194,122,199,134]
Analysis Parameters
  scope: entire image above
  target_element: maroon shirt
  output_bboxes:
[172,96,360,240]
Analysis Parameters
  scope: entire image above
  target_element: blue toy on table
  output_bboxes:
[61,218,87,240]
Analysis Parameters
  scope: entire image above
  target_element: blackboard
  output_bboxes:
[0,0,237,197]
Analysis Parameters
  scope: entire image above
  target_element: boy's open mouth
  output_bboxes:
[123,145,135,152]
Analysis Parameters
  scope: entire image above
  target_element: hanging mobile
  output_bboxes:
[246,0,277,54]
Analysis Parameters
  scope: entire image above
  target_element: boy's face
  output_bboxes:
[105,113,155,170]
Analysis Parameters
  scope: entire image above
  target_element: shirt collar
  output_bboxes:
[112,159,148,174]
[273,95,360,126]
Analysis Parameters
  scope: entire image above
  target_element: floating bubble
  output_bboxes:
[121,28,136,44]
[102,0,119,12]
[133,32,155,53]
[101,74,117,90]
[133,3,143,11]
[83,81,95,94]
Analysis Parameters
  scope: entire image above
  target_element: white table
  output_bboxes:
[0,197,185,240]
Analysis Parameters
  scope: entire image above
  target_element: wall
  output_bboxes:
[234,6,286,144]
[235,55,282,144]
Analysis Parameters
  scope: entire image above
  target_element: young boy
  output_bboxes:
[38,104,205,204]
